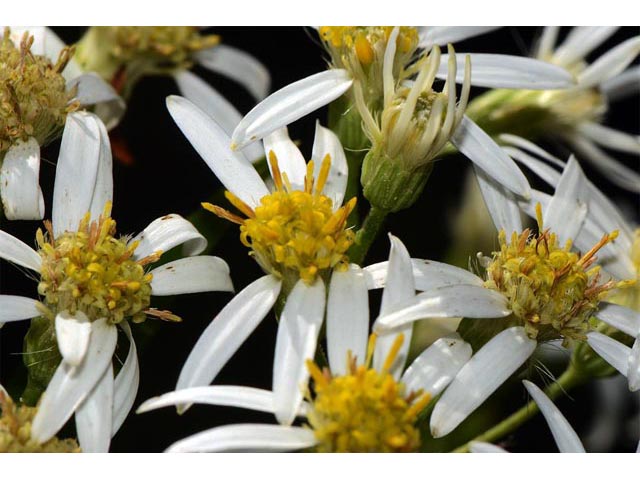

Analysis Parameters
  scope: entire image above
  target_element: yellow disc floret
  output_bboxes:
[305,334,431,453]
[484,204,621,342]
[37,203,162,324]
[0,391,79,453]
[203,153,356,285]
[0,28,78,157]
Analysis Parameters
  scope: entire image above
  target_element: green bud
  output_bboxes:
[22,316,61,407]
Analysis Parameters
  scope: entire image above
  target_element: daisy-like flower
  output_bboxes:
[0,112,233,452]
[466,26,640,192]
[137,235,473,452]
[230,25,574,152]
[372,157,639,438]
[0,26,123,220]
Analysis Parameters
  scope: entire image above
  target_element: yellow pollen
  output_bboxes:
[305,335,430,453]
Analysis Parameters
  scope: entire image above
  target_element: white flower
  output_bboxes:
[371,158,639,438]
[230,26,574,156]
[0,112,233,452]
[0,26,124,221]
[137,234,472,452]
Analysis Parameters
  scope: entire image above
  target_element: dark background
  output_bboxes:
[1,26,639,452]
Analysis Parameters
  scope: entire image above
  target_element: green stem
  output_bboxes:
[450,365,586,453]
[348,206,388,265]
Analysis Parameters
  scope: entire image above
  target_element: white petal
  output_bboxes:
[586,332,630,377]
[31,319,117,444]
[67,73,125,130]
[553,26,618,66]
[177,275,280,394]
[75,364,114,453]
[596,303,640,337]
[523,380,585,452]
[499,134,566,169]
[112,321,139,436]
[451,116,531,199]
[174,71,264,164]
[430,326,537,438]
[311,121,348,209]
[0,137,44,220]
[578,122,640,155]
[375,285,510,333]
[137,386,280,415]
[364,258,484,291]
[40,27,82,81]
[55,310,92,367]
[166,95,268,208]
[166,424,317,453]
[273,279,326,426]
[474,165,522,235]
[578,36,640,88]
[131,214,207,260]
[534,26,560,60]
[469,442,508,453]
[401,334,472,397]
[601,65,640,102]
[150,256,233,296]
[437,54,575,89]
[196,44,271,101]
[326,265,369,375]
[628,337,640,392]
[0,295,41,322]
[52,112,101,236]
[231,69,353,150]
[374,235,415,378]
[88,117,114,220]
[502,146,563,187]
[0,229,42,271]
[418,26,499,49]
[263,127,307,190]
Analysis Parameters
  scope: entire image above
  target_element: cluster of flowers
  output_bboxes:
[0,26,638,453]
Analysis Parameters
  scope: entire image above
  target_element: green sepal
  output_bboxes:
[22,316,61,406]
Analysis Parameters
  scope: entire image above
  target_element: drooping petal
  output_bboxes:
[436,54,575,89]
[0,137,44,220]
[231,69,353,150]
[418,26,500,49]
[55,310,92,367]
[375,284,510,333]
[51,112,102,237]
[586,332,630,378]
[601,65,640,102]
[430,326,537,438]
[67,73,125,130]
[31,319,117,444]
[112,321,139,436]
[0,295,41,322]
[522,380,585,452]
[75,364,114,453]
[174,70,264,163]
[0,229,42,271]
[326,265,369,375]
[177,275,281,395]
[474,165,522,235]
[263,127,307,190]
[451,116,531,199]
[552,26,618,66]
[401,334,472,397]
[196,44,271,101]
[596,303,640,337]
[130,214,207,260]
[166,424,317,453]
[273,279,326,426]
[578,122,640,155]
[311,121,348,209]
[469,442,508,453]
[166,95,268,208]
[578,36,640,88]
[150,256,233,296]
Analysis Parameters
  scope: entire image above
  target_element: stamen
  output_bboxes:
[268,151,284,192]
[315,154,332,195]
[382,333,405,372]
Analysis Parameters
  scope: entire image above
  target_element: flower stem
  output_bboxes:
[450,365,586,453]
[349,205,388,265]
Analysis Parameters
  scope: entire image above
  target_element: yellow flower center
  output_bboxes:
[305,334,431,453]
[609,228,640,312]
[484,205,621,342]
[0,28,78,157]
[203,153,356,285]
[36,203,169,324]
[0,391,79,453]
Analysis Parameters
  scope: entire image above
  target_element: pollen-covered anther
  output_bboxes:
[37,203,159,324]
[305,334,431,453]
[0,27,78,156]
[484,205,625,342]
[203,152,356,285]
